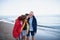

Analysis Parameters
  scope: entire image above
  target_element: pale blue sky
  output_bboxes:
[0,0,60,16]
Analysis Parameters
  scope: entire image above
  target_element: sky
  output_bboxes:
[0,0,60,16]
[0,0,60,26]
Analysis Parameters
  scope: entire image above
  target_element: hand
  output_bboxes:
[16,37,18,40]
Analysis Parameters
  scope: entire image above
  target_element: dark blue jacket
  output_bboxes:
[28,16,37,33]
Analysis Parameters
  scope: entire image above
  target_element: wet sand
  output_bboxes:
[0,20,60,40]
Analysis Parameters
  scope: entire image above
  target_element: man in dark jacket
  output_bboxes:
[27,11,37,40]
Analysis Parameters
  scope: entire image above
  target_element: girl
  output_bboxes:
[19,15,29,40]
[13,15,29,40]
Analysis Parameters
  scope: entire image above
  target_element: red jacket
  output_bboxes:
[13,17,22,38]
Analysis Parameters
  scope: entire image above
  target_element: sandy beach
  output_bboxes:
[0,20,60,40]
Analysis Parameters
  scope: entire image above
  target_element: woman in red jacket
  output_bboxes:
[13,15,26,40]
[13,15,29,40]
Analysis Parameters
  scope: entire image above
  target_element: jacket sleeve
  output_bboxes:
[34,17,37,33]
[12,19,19,38]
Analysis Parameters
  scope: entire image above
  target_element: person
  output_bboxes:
[13,15,29,40]
[13,16,23,40]
[19,15,29,40]
[27,11,37,40]
[18,15,27,40]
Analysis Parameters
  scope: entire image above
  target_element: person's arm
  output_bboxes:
[26,22,29,34]
[35,18,37,33]
[20,20,26,32]
[34,16,37,33]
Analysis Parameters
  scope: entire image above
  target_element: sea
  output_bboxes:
[0,16,60,29]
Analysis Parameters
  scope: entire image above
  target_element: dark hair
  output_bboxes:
[20,15,26,20]
[18,15,26,21]
[25,13,29,16]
